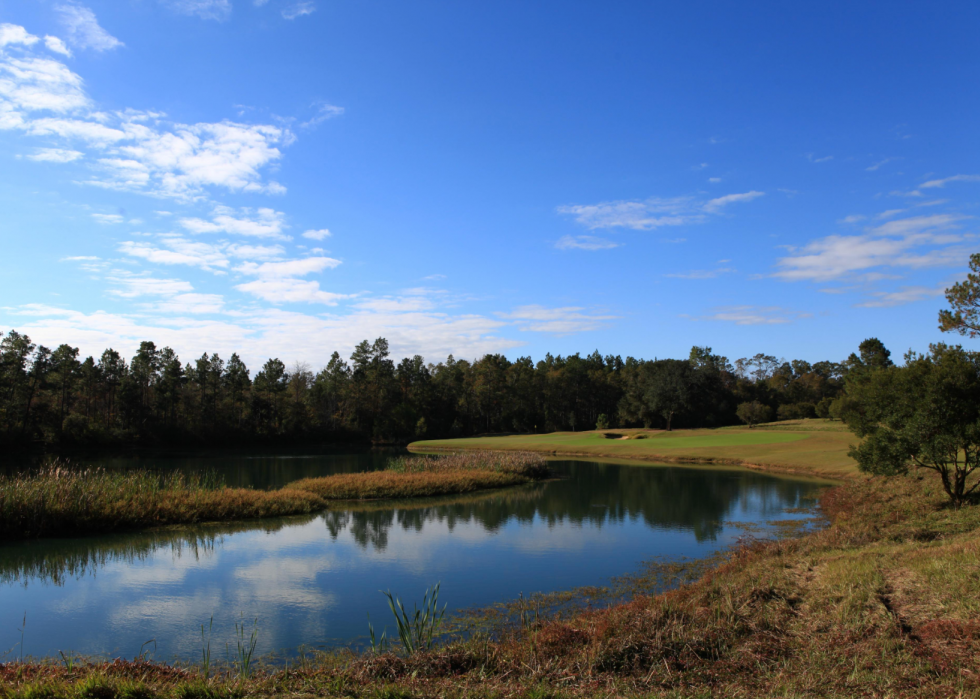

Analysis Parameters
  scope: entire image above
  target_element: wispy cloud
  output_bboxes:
[91,213,123,224]
[703,190,764,213]
[180,207,289,239]
[555,235,620,251]
[557,190,765,231]
[919,174,980,189]
[807,154,833,163]
[866,158,893,172]
[160,0,232,21]
[301,228,331,241]
[687,305,810,325]
[282,2,316,19]
[855,285,945,308]
[301,103,343,128]
[496,305,618,334]
[55,3,123,52]
[27,147,82,162]
[556,197,698,230]
[775,214,970,282]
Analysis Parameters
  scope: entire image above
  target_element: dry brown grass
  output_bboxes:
[0,452,549,541]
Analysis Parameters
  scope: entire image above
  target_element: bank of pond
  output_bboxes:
[0,450,827,666]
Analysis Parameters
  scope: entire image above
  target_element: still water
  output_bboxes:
[0,451,828,662]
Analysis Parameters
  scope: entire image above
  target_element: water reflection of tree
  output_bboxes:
[0,464,822,584]
[0,516,317,586]
[325,462,823,551]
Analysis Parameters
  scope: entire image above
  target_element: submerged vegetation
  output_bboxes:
[0,452,548,540]
[1,472,977,697]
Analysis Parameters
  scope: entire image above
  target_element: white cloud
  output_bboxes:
[0,24,40,48]
[708,177,721,183]
[807,154,833,163]
[233,256,344,304]
[149,292,224,314]
[496,305,618,334]
[703,190,765,213]
[160,0,232,21]
[236,256,341,278]
[837,214,866,224]
[119,238,227,272]
[301,103,343,129]
[558,190,765,230]
[0,35,291,200]
[181,207,288,239]
[282,2,316,19]
[775,214,970,282]
[856,285,945,308]
[866,158,892,172]
[6,304,523,369]
[55,4,123,52]
[919,174,980,189]
[0,55,90,117]
[236,278,346,304]
[556,197,700,230]
[301,228,331,241]
[91,213,123,224]
[555,235,620,251]
[27,147,82,162]
[107,274,195,298]
[876,208,906,220]
[43,36,72,57]
[118,236,287,272]
[690,306,809,325]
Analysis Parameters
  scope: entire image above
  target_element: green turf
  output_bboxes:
[411,421,860,480]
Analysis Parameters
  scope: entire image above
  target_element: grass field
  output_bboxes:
[411,419,860,481]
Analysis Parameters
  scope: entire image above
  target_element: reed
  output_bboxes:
[0,453,548,540]
[0,464,324,540]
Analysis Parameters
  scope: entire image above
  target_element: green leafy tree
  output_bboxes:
[939,252,980,337]
[842,344,980,507]
[736,401,772,428]
[644,359,692,431]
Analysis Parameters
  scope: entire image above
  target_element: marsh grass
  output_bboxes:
[3,472,978,698]
[0,453,548,541]
[284,451,548,502]
[0,464,324,540]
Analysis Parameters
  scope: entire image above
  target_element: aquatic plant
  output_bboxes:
[381,583,447,654]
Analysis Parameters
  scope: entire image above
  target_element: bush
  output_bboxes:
[735,401,772,428]
[776,402,816,421]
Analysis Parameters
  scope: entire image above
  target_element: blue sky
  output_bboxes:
[1,1,978,370]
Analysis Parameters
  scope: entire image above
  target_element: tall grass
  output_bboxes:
[0,463,324,540]
[386,451,548,476]
[0,453,548,540]
[381,583,447,654]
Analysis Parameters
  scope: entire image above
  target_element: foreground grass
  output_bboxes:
[0,452,548,541]
[3,472,978,698]
[412,420,859,480]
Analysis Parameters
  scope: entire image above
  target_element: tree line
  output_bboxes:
[1,330,893,451]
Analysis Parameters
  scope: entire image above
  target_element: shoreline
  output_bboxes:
[409,443,856,483]
[2,473,974,697]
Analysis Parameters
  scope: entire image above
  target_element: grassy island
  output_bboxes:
[2,471,977,698]
[0,452,548,541]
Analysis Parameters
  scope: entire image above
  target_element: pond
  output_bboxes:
[0,451,829,663]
